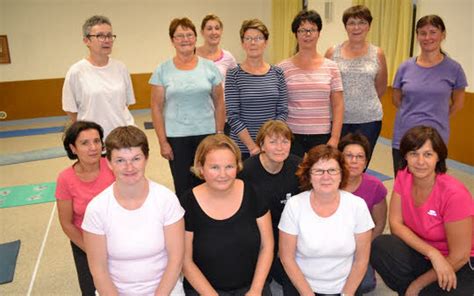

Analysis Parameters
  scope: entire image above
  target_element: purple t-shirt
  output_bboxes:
[392,56,467,149]
[352,173,387,212]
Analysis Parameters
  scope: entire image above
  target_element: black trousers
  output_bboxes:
[185,282,272,296]
[291,134,330,158]
[392,148,403,178]
[70,241,95,296]
[167,135,208,204]
[371,234,474,296]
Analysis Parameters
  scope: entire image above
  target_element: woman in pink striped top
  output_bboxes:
[278,10,344,158]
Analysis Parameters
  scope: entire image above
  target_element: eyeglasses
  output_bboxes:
[243,36,265,43]
[296,28,318,35]
[87,34,116,41]
[174,33,196,40]
[310,168,340,176]
[343,153,366,162]
[112,155,144,167]
[346,20,369,28]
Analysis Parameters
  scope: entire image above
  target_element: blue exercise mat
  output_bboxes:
[0,126,64,138]
[0,240,21,284]
[0,147,66,166]
[366,168,392,182]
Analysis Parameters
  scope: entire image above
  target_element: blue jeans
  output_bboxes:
[341,121,382,166]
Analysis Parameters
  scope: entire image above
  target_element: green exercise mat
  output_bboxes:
[0,182,56,208]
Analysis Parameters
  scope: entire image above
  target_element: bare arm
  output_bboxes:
[449,89,465,116]
[246,211,274,295]
[389,191,457,293]
[182,231,218,296]
[327,91,344,147]
[211,83,225,133]
[150,85,173,160]
[324,46,335,59]
[66,111,78,122]
[57,199,85,250]
[342,230,372,295]
[392,88,402,108]
[238,129,261,156]
[375,48,388,99]
[83,231,118,295]
[279,231,314,296]
[371,199,387,239]
[155,218,185,295]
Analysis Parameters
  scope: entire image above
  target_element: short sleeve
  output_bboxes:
[278,196,300,235]
[162,190,185,226]
[453,63,468,89]
[373,180,388,206]
[123,67,136,105]
[81,199,105,235]
[392,62,406,89]
[442,182,473,223]
[149,63,165,86]
[354,197,375,234]
[55,171,72,201]
[62,69,78,112]
[329,61,343,92]
[207,60,222,86]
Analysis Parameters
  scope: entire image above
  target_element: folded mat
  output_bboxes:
[0,240,21,284]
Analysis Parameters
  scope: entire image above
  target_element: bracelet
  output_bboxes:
[216,131,224,134]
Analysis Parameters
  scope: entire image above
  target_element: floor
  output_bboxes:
[1,111,473,295]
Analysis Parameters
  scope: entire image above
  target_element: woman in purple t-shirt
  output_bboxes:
[391,15,467,176]
[338,133,387,293]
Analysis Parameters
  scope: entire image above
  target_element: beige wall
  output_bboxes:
[416,0,473,92]
[0,0,271,82]
[308,0,473,92]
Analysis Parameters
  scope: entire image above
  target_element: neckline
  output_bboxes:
[193,183,245,222]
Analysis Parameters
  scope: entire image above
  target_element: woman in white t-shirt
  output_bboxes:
[279,144,374,295]
[82,126,185,295]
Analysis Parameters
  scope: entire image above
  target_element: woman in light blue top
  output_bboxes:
[149,17,225,203]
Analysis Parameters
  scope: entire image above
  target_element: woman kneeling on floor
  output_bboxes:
[182,134,274,295]
[371,125,474,295]
[82,126,185,295]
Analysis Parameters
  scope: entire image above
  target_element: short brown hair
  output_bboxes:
[342,5,373,26]
[105,126,149,160]
[201,14,223,30]
[399,125,447,173]
[416,15,446,33]
[169,17,197,39]
[255,120,293,149]
[191,134,243,179]
[239,19,269,41]
[338,133,371,160]
[296,145,348,191]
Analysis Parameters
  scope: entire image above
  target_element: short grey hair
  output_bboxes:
[82,15,112,37]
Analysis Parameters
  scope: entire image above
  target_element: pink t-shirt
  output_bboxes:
[352,173,387,212]
[278,58,343,135]
[55,157,115,229]
[394,168,474,256]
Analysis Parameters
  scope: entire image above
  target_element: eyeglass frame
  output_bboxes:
[310,168,341,176]
[173,33,196,41]
[87,34,117,41]
[343,153,366,162]
[296,28,318,35]
[242,36,266,43]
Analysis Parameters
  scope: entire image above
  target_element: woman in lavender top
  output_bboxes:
[391,15,467,176]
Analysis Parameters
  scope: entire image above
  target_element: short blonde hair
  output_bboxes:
[255,120,293,149]
[239,18,269,41]
[191,134,243,179]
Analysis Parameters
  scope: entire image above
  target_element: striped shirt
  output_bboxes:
[225,65,288,153]
[278,58,343,135]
